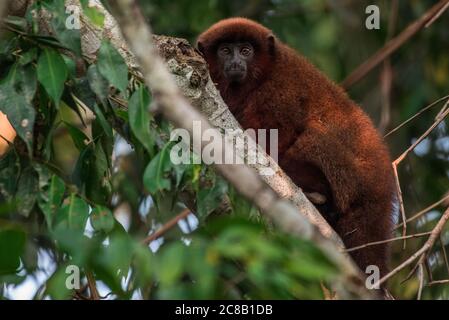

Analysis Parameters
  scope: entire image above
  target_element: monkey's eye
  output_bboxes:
[220,47,231,55]
[240,47,252,56]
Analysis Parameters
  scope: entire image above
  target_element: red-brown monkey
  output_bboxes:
[197,18,397,280]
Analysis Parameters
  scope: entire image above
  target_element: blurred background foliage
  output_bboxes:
[0,0,448,300]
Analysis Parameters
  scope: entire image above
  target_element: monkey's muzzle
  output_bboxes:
[225,65,247,82]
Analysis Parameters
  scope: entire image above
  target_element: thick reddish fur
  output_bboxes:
[198,18,397,277]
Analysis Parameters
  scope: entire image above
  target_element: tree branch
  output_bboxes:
[142,208,191,245]
[86,270,100,300]
[0,2,7,19]
[341,0,449,88]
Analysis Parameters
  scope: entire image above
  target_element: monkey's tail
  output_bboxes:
[335,200,394,280]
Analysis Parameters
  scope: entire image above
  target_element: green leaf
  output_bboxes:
[72,78,97,108]
[0,36,18,57]
[93,103,113,138]
[27,34,69,51]
[45,265,73,300]
[61,54,77,78]
[86,139,111,205]
[286,256,336,281]
[143,143,173,194]
[87,64,109,102]
[97,40,128,93]
[37,49,68,106]
[64,121,89,151]
[80,0,105,27]
[44,0,82,56]
[3,16,27,31]
[90,205,115,233]
[0,226,26,275]
[0,64,37,153]
[158,242,185,286]
[70,134,111,206]
[196,177,228,218]
[51,227,94,266]
[173,163,190,187]
[133,245,154,285]
[19,48,38,66]
[0,85,35,154]
[72,143,94,190]
[42,121,59,161]
[128,86,154,153]
[17,65,37,103]
[94,234,133,291]
[38,174,66,229]
[54,194,89,233]
[0,152,20,199]
[16,167,39,217]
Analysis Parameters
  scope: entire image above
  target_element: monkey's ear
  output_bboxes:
[267,34,276,54]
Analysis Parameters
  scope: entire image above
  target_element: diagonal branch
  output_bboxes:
[385,94,449,138]
[342,0,449,88]
[395,192,449,230]
[142,208,191,245]
[86,270,100,300]
[346,231,432,253]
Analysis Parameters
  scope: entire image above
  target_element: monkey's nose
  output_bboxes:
[229,62,244,71]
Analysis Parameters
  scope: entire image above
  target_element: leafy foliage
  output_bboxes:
[37,48,68,106]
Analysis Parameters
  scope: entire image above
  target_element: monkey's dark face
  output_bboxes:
[217,42,254,83]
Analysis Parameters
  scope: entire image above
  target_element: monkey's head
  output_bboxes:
[197,18,276,87]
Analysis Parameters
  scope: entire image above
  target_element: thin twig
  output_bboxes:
[428,279,449,286]
[73,291,90,300]
[424,258,433,283]
[73,283,89,300]
[385,94,449,138]
[341,0,449,88]
[391,101,449,248]
[345,231,432,253]
[373,207,449,288]
[395,192,449,229]
[379,60,392,134]
[392,162,407,249]
[394,100,449,165]
[100,292,114,299]
[400,257,421,285]
[86,271,100,300]
[142,209,191,245]
[378,0,398,134]
[440,235,449,277]
[425,1,449,27]
[417,263,424,300]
